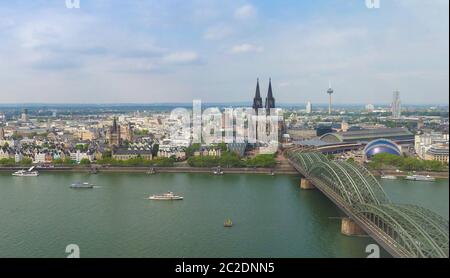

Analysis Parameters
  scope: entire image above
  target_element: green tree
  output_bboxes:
[326,154,335,160]
[369,153,446,172]
[53,158,64,165]
[20,158,33,166]
[63,158,76,165]
[219,152,243,168]
[245,154,276,168]
[185,143,201,157]
[102,150,112,159]
[0,158,15,166]
[134,129,149,136]
[11,133,23,140]
[96,157,174,167]
[151,157,175,167]
[217,142,227,152]
[75,144,88,152]
[79,158,91,165]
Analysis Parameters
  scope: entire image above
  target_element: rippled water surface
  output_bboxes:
[0,172,447,257]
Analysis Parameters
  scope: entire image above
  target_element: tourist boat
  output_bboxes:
[213,167,224,175]
[12,166,39,177]
[224,218,233,227]
[147,168,156,175]
[70,182,94,189]
[148,192,183,200]
[405,175,436,182]
[381,175,397,180]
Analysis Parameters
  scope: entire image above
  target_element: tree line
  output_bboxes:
[187,153,276,168]
[368,153,448,172]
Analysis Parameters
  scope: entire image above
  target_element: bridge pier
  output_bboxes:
[341,218,366,236]
[300,178,315,190]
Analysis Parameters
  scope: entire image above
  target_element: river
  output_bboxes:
[0,172,447,258]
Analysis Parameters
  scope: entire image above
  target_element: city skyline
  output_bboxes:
[0,1,448,264]
[0,1,448,105]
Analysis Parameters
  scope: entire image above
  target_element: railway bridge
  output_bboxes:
[286,149,449,258]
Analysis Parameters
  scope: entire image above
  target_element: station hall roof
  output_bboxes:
[320,128,413,143]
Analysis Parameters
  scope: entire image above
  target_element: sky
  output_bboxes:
[0,0,448,105]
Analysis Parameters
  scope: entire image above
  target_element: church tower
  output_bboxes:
[109,117,121,147]
[252,78,263,113]
[265,78,275,112]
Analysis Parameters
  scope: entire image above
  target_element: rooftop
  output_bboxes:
[320,128,413,143]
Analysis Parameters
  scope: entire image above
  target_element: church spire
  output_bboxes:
[253,78,263,111]
[255,78,261,98]
[265,78,275,110]
[112,117,118,132]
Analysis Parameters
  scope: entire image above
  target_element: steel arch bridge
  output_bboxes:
[286,149,449,258]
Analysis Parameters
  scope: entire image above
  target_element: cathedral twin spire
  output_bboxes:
[253,78,275,112]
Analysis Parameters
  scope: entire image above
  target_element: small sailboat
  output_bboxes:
[224,218,233,227]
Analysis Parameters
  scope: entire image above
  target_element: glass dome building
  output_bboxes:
[364,139,402,158]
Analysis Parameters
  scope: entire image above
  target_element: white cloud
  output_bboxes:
[234,4,257,20]
[230,43,263,54]
[162,51,199,64]
[278,82,292,88]
[203,24,233,40]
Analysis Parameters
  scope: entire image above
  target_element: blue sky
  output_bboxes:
[0,0,448,104]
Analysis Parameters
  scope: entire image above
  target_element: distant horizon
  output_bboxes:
[0,101,448,108]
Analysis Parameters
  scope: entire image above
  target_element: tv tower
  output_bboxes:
[391,90,401,119]
[327,81,334,115]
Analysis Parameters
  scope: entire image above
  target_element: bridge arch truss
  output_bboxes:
[354,203,449,258]
[285,148,449,258]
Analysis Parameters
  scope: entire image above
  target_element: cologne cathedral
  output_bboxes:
[252,78,285,143]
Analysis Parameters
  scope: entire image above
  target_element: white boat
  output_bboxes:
[381,175,397,180]
[148,192,183,200]
[405,175,436,182]
[213,166,224,175]
[12,166,39,177]
[70,182,94,189]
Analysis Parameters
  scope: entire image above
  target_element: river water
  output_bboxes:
[0,172,447,258]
